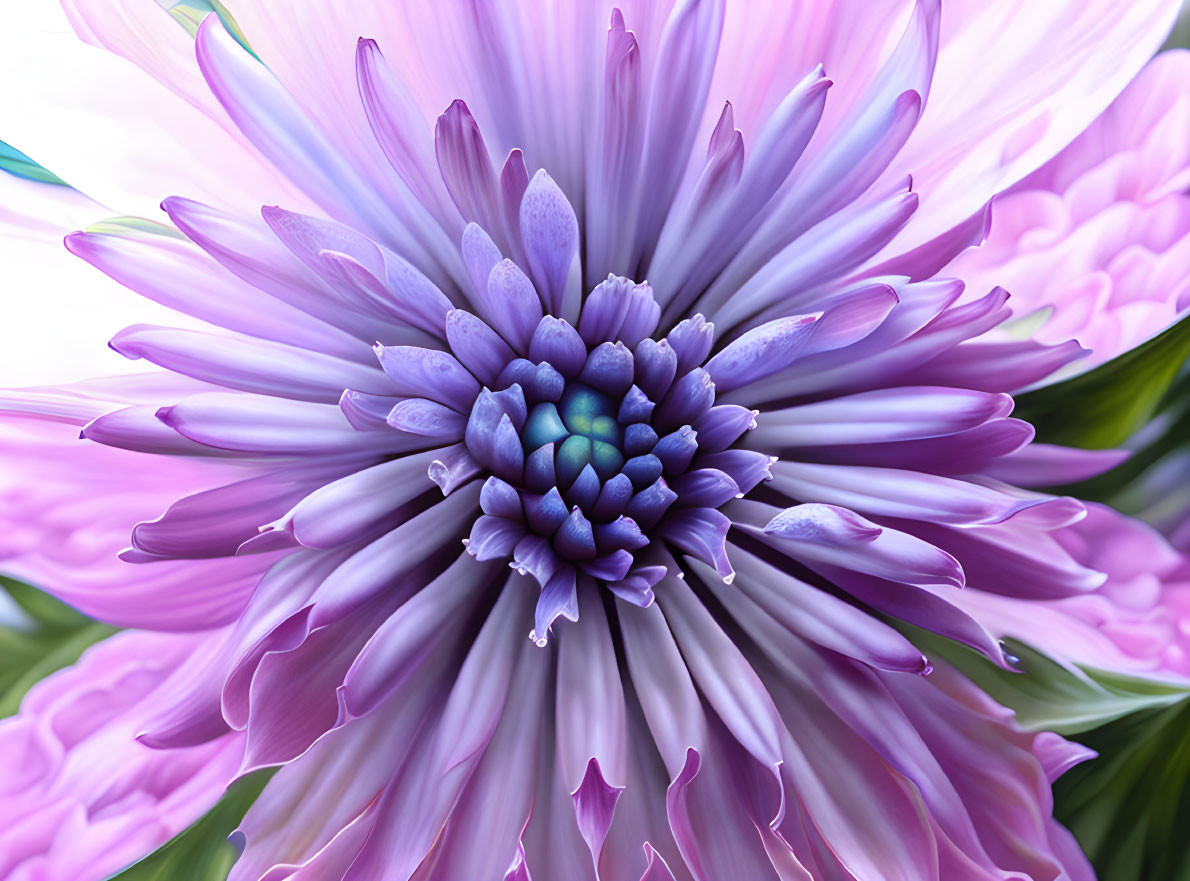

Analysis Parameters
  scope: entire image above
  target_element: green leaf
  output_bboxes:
[910,631,1190,735]
[105,770,273,881]
[1015,312,1190,449]
[1054,699,1190,881]
[913,628,1190,877]
[0,578,116,718]
[0,139,69,186]
[1043,376,1190,503]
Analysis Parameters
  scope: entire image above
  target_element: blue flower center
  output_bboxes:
[523,384,625,482]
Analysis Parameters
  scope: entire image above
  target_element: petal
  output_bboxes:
[0,629,243,881]
[0,5,301,216]
[737,500,964,589]
[157,393,421,456]
[520,170,579,319]
[727,544,929,674]
[374,346,479,411]
[110,324,388,403]
[750,386,1012,449]
[890,0,1183,251]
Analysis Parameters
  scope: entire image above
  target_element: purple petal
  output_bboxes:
[524,443,557,494]
[528,316,587,377]
[983,443,1130,488]
[194,18,408,244]
[523,487,569,534]
[729,544,928,674]
[704,314,819,393]
[579,275,657,346]
[529,362,566,402]
[341,555,499,721]
[566,465,602,511]
[623,423,660,457]
[491,414,525,483]
[465,389,508,462]
[660,508,734,582]
[658,573,785,823]
[512,534,561,586]
[532,567,579,644]
[654,368,715,430]
[594,516,648,554]
[638,843,679,881]
[625,478,678,530]
[606,566,667,608]
[747,501,964,589]
[768,461,1068,527]
[751,387,1013,448]
[484,259,544,351]
[461,223,503,304]
[446,309,515,386]
[340,555,497,720]
[374,346,480,411]
[480,476,524,520]
[428,443,483,495]
[692,405,757,453]
[556,586,627,865]
[280,451,444,549]
[386,399,466,440]
[670,468,740,508]
[67,229,368,363]
[499,150,530,264]
[665,315,714,374]
[82,404,244,457]
[617,386,656,425]
[435,100,502,236]
[580,341,636,396]
[696,449,775,495]
[633,338,678,401]
[570,759,625,872]
[621,454,664,489]
[555,507,598,561]
[161,197,392,348]
[592,473,635,520]
[582,549,634,583]
[653,426,699,474]
[158,393,419,456]
[467,516,526,561]
[520,170,578,316]
[110,324,391,406]
[356,38,459,232]
[131,470,322,560]
[579,275,634,345]
[262,206,452,338]
[339,389,397,431]
[307,484,480,627]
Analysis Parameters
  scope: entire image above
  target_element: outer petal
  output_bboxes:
[0,4,304,217]
[882,662,1096,881]
[0,400,282,629]
[948,51,1190,373]
[887,0,1183,250]
[0,174,211,386]
[957,503,1190,683]
[0,629,243,881]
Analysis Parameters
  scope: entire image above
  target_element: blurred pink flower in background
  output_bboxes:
[948,50,1190,376]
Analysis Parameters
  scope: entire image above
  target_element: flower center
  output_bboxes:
[436,274,769,641]
[524,384,624,481]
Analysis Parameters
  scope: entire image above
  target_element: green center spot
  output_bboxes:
[522,384,625,480]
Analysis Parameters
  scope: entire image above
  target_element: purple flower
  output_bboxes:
[0,1,1187,879]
